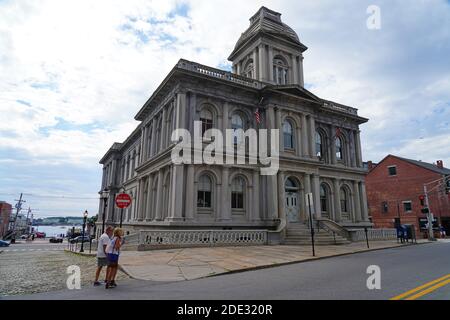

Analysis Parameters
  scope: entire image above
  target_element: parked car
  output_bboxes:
[69,236,90,244]
[35,232,46,238]
[0,240,10,247]
[49,236,64,243]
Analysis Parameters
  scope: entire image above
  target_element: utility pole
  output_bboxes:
[10,193,26,241]
[423,185,435,241]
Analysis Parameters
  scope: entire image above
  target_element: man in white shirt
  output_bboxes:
[94,226,113,286]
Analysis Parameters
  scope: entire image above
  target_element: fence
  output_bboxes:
[349,228,397,242]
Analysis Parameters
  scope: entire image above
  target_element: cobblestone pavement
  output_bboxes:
[0,250,129,297]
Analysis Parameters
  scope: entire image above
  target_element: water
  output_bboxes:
[32,225,81,237]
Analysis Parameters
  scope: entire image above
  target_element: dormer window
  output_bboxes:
[273,56,288,85]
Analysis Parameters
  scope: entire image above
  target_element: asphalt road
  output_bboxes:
[4,241,450,300]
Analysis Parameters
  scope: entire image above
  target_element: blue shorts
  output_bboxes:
[107,253,119,265]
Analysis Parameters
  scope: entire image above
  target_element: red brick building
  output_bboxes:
[0,201,12,238]
[366,155,450,237]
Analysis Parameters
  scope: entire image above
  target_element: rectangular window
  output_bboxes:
[403,201,412,212]
[197,191,211,208]
[231,192,244,209]
[382,201,388,213]
[388,166,397,176]
[341,199,348,213]
[200,118,213,137]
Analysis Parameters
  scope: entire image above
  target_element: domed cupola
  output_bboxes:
[228,6,307,87]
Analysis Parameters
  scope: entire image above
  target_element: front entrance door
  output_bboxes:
[286,192,300,223]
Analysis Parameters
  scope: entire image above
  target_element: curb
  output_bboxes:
[64,249,96,257]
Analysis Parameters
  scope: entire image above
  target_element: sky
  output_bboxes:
[0,0,449,219]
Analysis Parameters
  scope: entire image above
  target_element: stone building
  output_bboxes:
[97,7,371,240]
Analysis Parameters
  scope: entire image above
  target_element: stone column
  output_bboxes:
[150,118,157,157]
[161,107,167,150]
[301,114,309,157]
[137,179,144,221]
[145,174,153,221]
[312,174,321,218]
[267,174,279,220]
[350,131,357,167]
[298,56,305,87]
[331,125,337,165]
[355,130,363,168]
[353,180,362,222]
[169,165,184,221]
[277,171,285,221]
[258,44,265,82]
[333,179,341,222]
[222,102,229,132]
[252,170,260,221]
[140,127,145,163]
[308,115,316,158]
[154,170,164,221]
[236,61,241,75]
[185,165,195,221]
[291,55,298,84]
[253,48,258,80]
[268,46,274,82]
[275,107,282,151]
[360,181,369,222]
[220,167,231,221]
[176,92,187,129]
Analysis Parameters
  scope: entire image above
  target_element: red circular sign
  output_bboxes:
[115,193,132,209]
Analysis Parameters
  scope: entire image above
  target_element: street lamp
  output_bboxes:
[80,210,88,253]
[101,188,109,235]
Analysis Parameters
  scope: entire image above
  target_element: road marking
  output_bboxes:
[391,274,450,300]
[406,278,450,300]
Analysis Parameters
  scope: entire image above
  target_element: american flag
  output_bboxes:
[254,108,261,124]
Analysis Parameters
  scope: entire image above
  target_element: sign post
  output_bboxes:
[115,193,132,228]
[306,193,315,257]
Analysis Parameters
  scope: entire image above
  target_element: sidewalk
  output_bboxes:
[118,239,429,282]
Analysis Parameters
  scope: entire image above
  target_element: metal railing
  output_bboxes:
[349,229,397,242]
[177,59,264,90]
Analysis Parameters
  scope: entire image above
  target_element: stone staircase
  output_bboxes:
[284,222,350,245]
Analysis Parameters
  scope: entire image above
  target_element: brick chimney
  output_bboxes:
[368,161,374,170]
[437,160,444,169]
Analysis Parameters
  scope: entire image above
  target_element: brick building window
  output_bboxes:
[382,201,388,213]
[388,166,397,176]
[403,201,412,212]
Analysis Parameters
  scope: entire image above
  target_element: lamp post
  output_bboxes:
[101,188,109,235]
[80,210,88,253]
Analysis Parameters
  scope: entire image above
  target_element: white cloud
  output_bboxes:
[0,0,449,215]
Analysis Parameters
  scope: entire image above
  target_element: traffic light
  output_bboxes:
[419,195,425,206]
[421,208,429,214]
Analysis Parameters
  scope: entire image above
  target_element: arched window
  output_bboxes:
[231,113,244,145]
[336,137,343,161]
[320,184,329,216]
[197,175,212,208]
[315,131,323,159]
[273,56,288,85]
[283,120,294,150]
[200,108,213,137]
[231,176,245,209]
[244,60,254,79]
[340,188,348,213]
